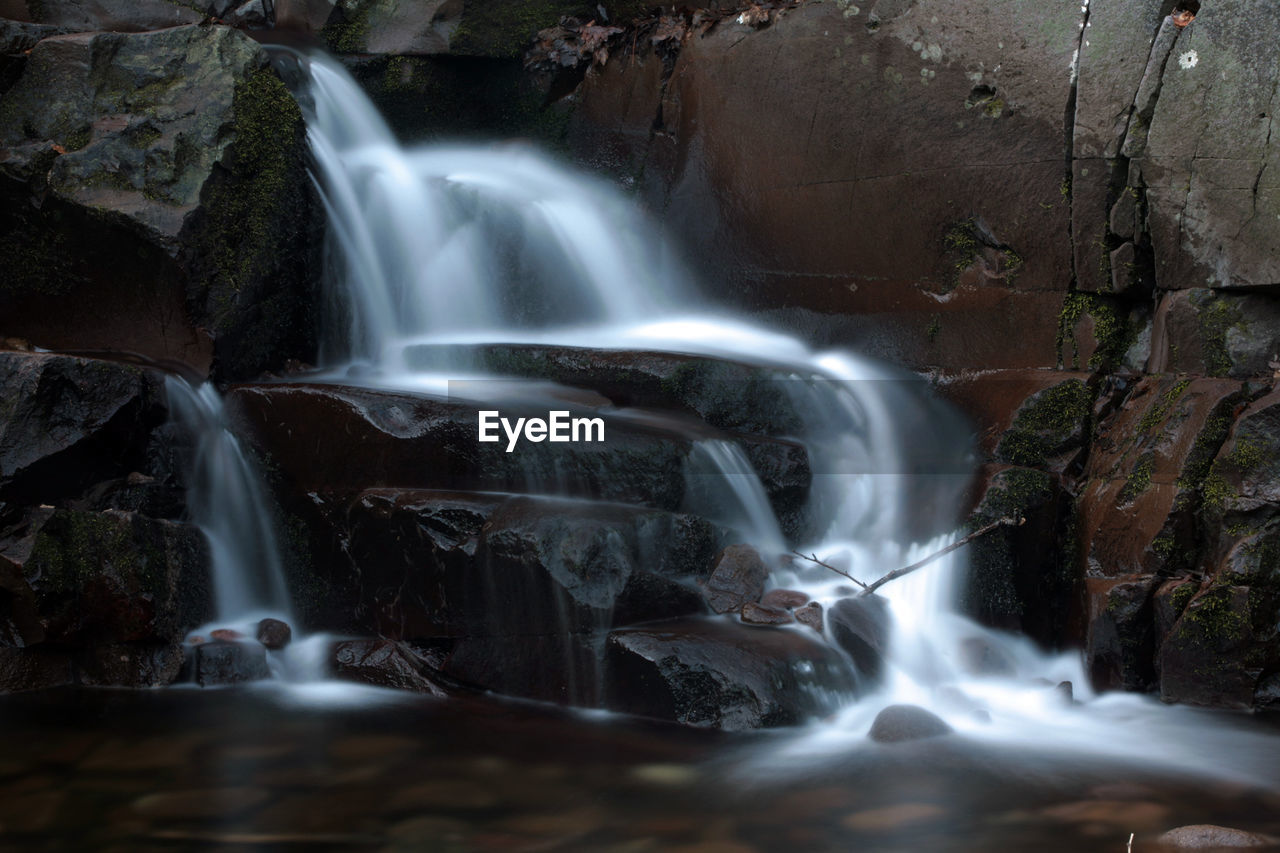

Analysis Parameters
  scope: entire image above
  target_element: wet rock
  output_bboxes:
[604,617,856,730]
[0,25,317,379]
[827,595,891,683]
[1084,576,1159,692]
[794,601,823,633]
[228,383,804,519]
[194,640,270,686]
[320,0,464,55]
[740,601,792,626]
[1156,825,1274,848]
[1151,291,1280,379]
[1159,585,1264,709]
[9,0,204,31]
[0,508,211,653]
[256,618,292,650]
[0,352,166,505]
[761,588,809,609]
[1203,387,1280,513]
[302,489,715,640]
[960,466,1074,647]
[938,370,1091,467]
[0,647,72,692]
[867,704,953,743]
[403,343,804,439]
[210,629,245,642]
[77,643,183,688]
[1139,2,1280,292]
[993,379,1092,472]
[332,639,449,697]
[704,545,769,615]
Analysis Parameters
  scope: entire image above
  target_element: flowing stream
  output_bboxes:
[167,47,1280,787]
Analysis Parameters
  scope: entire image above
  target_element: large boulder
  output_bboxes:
[0,351,168,505]
[299,488,716,638]
[226,382,810,532]
[0,507,211,689]
[0,25,317,379]
[603,617,856,729]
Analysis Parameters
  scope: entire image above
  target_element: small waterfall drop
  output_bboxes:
[166,377,291,625]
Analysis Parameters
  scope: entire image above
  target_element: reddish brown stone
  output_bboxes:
[761,588,809,610]
[741,601,793,626]
[794,601,823,633]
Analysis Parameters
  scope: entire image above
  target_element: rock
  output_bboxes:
[227,383,808,527]
[1077,375,1245,583]
[937,370,1090,464]
[13,0,204,31]
[826,595,891,683]
[194,639,270,685]
[0,508,211,652]
[210,628,245,642]
[1055,681,1073,703]
[321,0,461,55]
[993,379,1092,471]
[740,601,792,626]
[1156,824,1274,848]
[1159,585,1261,709]
[1202,387,1280,512]
[332,639,449,696]
[255,618,292,650]
[867,704,953,743]
[794,601,823,633]
[761,588,809,609]
[1084,576,1159,692]
[604,617,856,730]
[960,466,1074,646]
[301,488,715,640]
[0,647,72,692]
[569,2,1080,371]
[704,545,769,615]
[0,352,167,505]
[403,342,804,439]
[77,643,183,688]
[0,25,317,379]
[1138,1,1280,292]
[1150,291,1280,379]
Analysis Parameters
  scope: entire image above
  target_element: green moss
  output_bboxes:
[128,124,162,149]
[1184,585,1248,642]
[1138,378,1192,433]
[450,0,582,59]
[1226,436,1264,471]
[996,379,1092,468]
[29,511,165,599]
[1201,470,1234,513]
[1168,581,1197,617]
[925,314,941,343]
[1056,292,1134,371]
[63,127,91,151]
[1194,293,1243,378]
[1118,453,1154,504]
[322,0,373,54]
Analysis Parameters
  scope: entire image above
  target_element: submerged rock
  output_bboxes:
[868,704,954,744]
[194,639,270,685]
[332,639,449,697]
[827,595,892,682]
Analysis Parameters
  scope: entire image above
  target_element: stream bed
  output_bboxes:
[1,686,1277,852]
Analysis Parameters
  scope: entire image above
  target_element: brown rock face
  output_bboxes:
[703,544,769,614]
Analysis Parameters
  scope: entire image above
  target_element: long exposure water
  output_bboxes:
[5,45,1273,852]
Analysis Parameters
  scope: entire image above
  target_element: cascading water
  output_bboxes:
[244,48,1280,783]
[166,378,292,627]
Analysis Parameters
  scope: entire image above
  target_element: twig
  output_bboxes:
[859,516,1024,597]
[790,551,869,590]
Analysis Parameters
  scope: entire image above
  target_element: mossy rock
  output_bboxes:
[995,379,1093,469]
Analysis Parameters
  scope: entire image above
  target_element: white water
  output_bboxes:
[166,378,332,683]
[209,49,1278,783]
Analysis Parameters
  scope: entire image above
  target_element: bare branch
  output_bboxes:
[859,516,1024,597]
[789,550,869,590]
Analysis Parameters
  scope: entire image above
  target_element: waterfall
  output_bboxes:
[272,48,1129,743]
[166,378,292,626]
